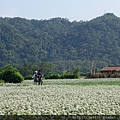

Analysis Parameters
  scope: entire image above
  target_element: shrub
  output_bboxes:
[61,74,75,79]
[0,65,24,83]
[45,73,79,79]
[1,70,24,83]
[0,79,5,83]
[24,75,33,80]
[45,74,60,79]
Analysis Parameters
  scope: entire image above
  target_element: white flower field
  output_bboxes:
[0,78,120,115]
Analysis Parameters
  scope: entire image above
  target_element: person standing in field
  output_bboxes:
[37,70,43,85]
[32,71,38,85]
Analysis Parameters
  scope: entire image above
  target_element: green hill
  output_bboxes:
[0,13,120,72]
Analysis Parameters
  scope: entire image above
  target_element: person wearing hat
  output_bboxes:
[32,71,38,85]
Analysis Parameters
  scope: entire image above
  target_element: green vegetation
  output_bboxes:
[0,78,120,86]
[0,79,5,83]
[0,13,120,73]
[42,78,120,86]
[45,68,81,79]
[0,65,24,83]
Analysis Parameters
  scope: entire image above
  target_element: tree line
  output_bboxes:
[0,13,120,73]
[0,63,83,83]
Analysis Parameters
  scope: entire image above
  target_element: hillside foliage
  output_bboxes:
[0,13,120,73]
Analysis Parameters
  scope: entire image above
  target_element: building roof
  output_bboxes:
[100,66,120,72]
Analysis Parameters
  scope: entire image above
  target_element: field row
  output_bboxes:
[0,78,120,115]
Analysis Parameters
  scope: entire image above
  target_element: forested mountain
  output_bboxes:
[0,13,120,73]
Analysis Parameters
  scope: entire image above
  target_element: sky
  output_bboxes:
[0,0,120,21]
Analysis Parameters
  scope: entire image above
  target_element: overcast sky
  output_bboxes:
[0,0,120,21]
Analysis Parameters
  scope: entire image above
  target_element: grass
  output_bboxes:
[0,78,120,86]
[64,81,120,86]
[40,78,120,86]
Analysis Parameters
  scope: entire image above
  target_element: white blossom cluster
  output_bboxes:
[0,79,120,115]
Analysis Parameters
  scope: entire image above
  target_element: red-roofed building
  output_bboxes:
[100,66,120,77]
